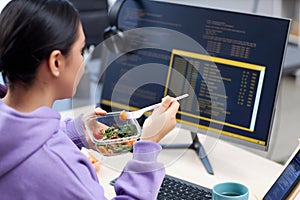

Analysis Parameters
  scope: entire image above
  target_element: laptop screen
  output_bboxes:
[263,149,300,200]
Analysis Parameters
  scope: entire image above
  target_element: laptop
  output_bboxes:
[262,139,300,200]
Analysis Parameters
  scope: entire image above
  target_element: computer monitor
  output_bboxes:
[96,0,290,152]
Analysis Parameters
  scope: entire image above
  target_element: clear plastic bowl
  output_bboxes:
[84,112,142,156]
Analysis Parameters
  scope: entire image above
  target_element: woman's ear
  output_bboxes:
[48,50,63,77]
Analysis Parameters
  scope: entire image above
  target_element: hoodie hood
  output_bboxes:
[0,100,61,177]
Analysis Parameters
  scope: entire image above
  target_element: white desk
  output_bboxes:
[60,106,299,200]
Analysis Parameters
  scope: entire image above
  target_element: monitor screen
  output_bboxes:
[97,0,290,151]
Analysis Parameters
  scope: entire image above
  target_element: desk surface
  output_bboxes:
[60,106,299,200]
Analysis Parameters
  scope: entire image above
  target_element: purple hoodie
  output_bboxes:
[0,86,165,200]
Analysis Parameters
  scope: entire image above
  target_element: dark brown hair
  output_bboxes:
[0,0,80,85]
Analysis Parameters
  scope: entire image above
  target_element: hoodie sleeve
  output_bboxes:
[113,141,165,200]
[60,115,88,148]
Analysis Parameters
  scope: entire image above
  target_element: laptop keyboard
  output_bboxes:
[157,174,212,200]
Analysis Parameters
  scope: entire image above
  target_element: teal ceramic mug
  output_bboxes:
[212,182,249,200]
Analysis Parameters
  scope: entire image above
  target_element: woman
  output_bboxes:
[0,0,179,199]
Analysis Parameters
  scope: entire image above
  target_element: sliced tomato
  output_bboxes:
[93,131,103,140]
[119,110,127,122]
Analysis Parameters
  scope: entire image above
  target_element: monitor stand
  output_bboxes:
[161,131,214,175]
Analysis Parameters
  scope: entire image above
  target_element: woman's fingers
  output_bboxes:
[153,96,173,114]
[167,100,180,115]
[94,107,107,116]
[141,95,180,142]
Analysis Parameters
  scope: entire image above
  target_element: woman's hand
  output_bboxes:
[82,107,108,149]
[141,96,180,143]
[94,107,107,116]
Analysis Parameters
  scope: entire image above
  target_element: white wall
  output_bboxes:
[0,0,10,13]
[109,0,282,18]
[155,0,278,17]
